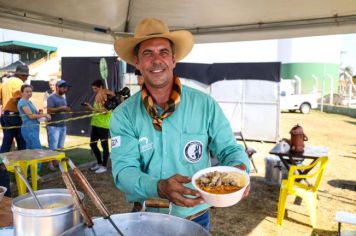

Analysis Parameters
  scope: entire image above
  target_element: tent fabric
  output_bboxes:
[0,1,356,44]
[175,62,281,84]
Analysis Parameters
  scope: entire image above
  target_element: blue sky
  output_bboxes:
[1,28,356,74]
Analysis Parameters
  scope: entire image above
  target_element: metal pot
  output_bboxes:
[61,212,210,236]
[12,188,84,236]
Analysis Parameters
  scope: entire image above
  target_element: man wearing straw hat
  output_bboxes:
[109,18,250,230]
[0,64,30,153]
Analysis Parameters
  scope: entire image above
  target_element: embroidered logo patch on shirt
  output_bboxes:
[139,136,153,152]
[184,140,203,163]
[111,136,121,149]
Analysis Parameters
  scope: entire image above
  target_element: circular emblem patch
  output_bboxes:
[184,140,203,163]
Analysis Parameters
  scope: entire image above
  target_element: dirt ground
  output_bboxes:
[33,110,356,235]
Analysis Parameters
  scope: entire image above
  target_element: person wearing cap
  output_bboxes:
[0,64,29,153]
[46,79,71,171]
[0,64,29,197]
[109,18,250,230]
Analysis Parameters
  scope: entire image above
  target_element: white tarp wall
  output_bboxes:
[180,78,279,142]
[211,80,279,142]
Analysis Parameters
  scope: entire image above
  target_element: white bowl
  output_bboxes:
[192,166,250,207]
[0,186,7,202]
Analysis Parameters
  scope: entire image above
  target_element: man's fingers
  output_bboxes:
[181,185,201,197]
[171,174,191,184]
[171,192,204,207]
[243,184,250,198]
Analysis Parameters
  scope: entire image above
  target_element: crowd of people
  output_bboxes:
[0,66,73,195]
[0,17,250,231]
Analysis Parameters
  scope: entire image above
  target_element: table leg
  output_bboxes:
[17,162,28,195]
[57,157,68,171]
[30,162,38,191]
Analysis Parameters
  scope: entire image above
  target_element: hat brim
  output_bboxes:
[15,72,33,76]
[114,30,194,65]
[57,84,71,88]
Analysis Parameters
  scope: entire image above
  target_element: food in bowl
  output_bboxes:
[192,166,250,207]
[195,171,246,194]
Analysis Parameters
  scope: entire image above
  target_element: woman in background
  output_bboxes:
[85,80,111,174]
[17,84,51,149]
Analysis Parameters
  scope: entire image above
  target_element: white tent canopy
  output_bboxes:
[1,0,356,44]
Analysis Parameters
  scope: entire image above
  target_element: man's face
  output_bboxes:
[57,86,69,95]
[49,81,56,92]
[135,38,176,89]
[18,75,28,82]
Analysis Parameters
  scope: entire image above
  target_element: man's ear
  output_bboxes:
[172,54,177,68]
[134,56,141,71]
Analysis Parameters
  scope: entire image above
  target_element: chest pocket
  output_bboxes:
[180,133,208,165]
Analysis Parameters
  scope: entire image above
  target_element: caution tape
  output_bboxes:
[1,110,96,117]
[0,110,109,130]
[53,137,112,152]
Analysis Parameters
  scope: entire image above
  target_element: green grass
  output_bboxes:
[38,147,94,176]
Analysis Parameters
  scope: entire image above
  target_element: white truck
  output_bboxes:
[280,90,318,114]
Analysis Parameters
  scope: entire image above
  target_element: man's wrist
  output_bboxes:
[157,180,164,198]
[157,179,167,199]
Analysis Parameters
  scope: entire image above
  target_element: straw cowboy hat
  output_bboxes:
[114,18,194,65]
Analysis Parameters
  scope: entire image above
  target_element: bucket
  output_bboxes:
[264,156,288,185]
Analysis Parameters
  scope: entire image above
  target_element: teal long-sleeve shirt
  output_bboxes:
[110,83,250,218]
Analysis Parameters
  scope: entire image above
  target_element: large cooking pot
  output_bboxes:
[12,188,84,236]
[61,212,210,236]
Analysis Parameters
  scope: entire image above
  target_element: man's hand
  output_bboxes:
[234,164,250,198]
[157,174,204,207]
[60,106,71,112]
[95,88,115,105]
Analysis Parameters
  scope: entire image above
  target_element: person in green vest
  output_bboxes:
[84,79,111,174]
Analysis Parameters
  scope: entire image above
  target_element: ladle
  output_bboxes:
[14,166,43,209]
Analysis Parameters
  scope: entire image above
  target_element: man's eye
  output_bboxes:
[143,51,152,56]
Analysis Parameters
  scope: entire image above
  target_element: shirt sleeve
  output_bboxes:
[207,98,251,172]
[47,96,55,108]
[110,106,160,202]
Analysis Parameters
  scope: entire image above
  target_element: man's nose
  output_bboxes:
[151,53,163,63]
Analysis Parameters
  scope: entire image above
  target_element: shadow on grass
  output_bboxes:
[328,179,356,192]
[311,228,337,236]
[211,176,281,235]
[345,120,356,126]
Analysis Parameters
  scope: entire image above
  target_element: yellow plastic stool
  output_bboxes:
[1,150,67,195]
[276,156,328,227]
